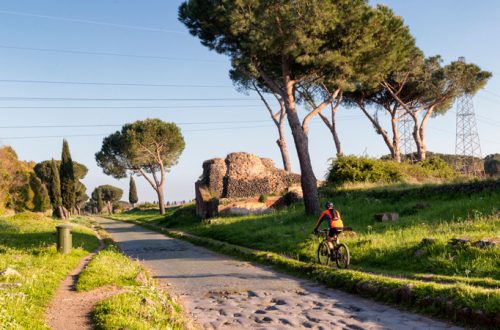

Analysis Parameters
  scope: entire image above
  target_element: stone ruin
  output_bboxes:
[195,152,302,218]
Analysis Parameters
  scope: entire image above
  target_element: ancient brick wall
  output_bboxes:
[197,152,300,199]
[199,158,226,198]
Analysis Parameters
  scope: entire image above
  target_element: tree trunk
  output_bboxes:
[157,189,165,215]
[54,205,64,219]
[390,116,401,163]
[253,85,292,172]
[318,111,343,156]
[416,108,434,162]
[106,201,112,215]
[282,78,319,215]
[330,116,343,156]
[358,104,395,159]
[412,120,426,161]
[277,124,292,172]
[418,126,427,161]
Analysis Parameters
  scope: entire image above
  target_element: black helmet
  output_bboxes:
[325,201,334,209]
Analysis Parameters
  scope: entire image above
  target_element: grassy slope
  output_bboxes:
[77,242,188,330]
[115,186,500,283]
[0,212,99,329]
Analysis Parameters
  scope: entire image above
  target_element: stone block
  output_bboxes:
[374,212,399,222]
[195,182,219,219]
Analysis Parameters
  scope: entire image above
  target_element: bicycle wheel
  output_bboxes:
[335,243,350,269]
[317,241,331,266]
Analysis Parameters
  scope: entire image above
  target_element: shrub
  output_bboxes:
[327,156,403,185]
[258,194,268,203]
[137,202,158,210]
[484,154,500,177]
[416,156,457,179]
[327,156,458,186]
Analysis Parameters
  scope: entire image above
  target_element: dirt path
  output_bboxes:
[45,235,123,330]
[96,217,462,330]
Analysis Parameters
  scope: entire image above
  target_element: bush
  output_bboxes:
[327,156,403,185]
[327,156,458,185]
[137,202,157,210]
[258,194,268,203]
[416,156,457,179]
[484,154,500,177]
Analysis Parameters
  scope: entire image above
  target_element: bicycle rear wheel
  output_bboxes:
[317,241,330,266]
[335,243,350,269]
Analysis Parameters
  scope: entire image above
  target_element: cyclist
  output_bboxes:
[313,201,343,249]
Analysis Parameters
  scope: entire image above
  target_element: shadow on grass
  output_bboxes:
[0,230,99,252]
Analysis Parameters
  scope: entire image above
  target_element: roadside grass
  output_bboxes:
[76,244,141,292]
[93,287,186,330]
[77,240,188,329]
[0,212,99,329]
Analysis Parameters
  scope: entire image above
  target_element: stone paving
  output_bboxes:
[97,218,462,330]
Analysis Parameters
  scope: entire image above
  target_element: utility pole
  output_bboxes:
[455,57,482,176]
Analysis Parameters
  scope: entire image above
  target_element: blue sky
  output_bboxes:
[0,0,499,203]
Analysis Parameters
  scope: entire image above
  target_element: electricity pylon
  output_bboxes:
[398,111,416,162]
[455,57,482,176]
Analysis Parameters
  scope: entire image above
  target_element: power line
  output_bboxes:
[429,126,500,146]
[449,109,500,126]
[0,125,277,140]
[0,105,262,109]
[0,96,259,102]
[476,94,500,105]
[0,10,187,34]
[0,79,233,88]
[0,116,363,129]
[483,89,500,99]
[0,120,270,129]
[0,117,371,139]
[0,44,224,63]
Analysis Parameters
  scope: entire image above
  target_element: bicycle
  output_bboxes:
[314,228,351,269]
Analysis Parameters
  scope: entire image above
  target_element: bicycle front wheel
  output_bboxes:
[317,241,331,266]
[335,243,350,269]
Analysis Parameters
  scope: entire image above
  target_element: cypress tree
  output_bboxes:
[60,139,76,212]
[29,173,51,212]
[95,188,104,213]
[50,159,62,207]
[129,176,138,207]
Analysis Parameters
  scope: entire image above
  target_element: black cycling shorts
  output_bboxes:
[328,228,342,237]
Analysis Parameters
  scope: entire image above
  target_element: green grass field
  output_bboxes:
[0,212,99,329]
[77,243,188,330]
